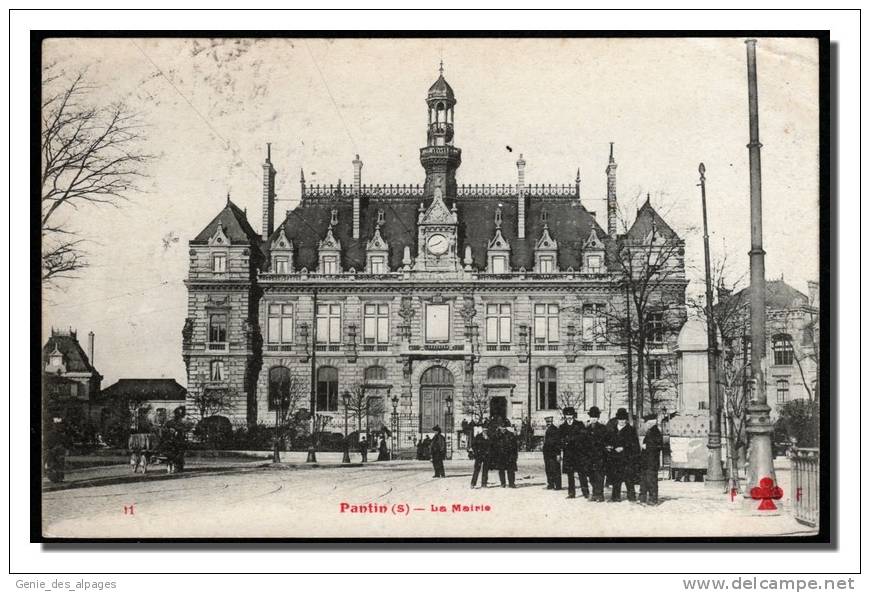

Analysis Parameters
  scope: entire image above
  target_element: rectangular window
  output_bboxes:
[582,303,606,346]
[267,303,294,344]
[587,254,602,273]
[273,256,289,274]
[539,256,554,273]
[370,256,385,274]
[322,255,338,274]
[648,312,664,347]
[209,313,227,343]
[647,359,662,380]
[776,379,789,403]
[364,303,390,344]
[425,304,450,342]
[213,253,227,273]
[316,304,342,344]
[534,304,559,344]
[491,255,507,273]
[485,304,512,344]
[773,336,794,366]
[210,360,225,381]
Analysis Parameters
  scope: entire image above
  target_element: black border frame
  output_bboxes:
[27,29,833,549]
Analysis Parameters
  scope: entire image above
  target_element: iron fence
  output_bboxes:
[790,447,820,528]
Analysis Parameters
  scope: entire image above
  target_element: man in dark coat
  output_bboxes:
[494,422,518,488]
[542,416,562,490]
[429,426,446,478]
[421,435,432,460]
[470,427,491,488]
[583,406,609,502]
[607,408,640,501]
[358,433,368,463]
[559,407,588,499]
[638,415,664,505]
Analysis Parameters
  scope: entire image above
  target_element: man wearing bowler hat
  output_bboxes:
[607,408,640,501]
[559,407,587,499]
[430,425,447,478]
[584,406,609,502]
[638,413,664,505]
[542,416,562,490]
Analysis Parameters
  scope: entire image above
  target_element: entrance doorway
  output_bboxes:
[419,366,454,432]
[489,396,508,422]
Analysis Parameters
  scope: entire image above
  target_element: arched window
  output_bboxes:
[772,334,794,366]
[316,366,339,411]
[269,366,293,411]
[584,366,606,408]
[364,365,388,383]
[537,366,558,410]
[421,366,454,386]
[487,365,510,381]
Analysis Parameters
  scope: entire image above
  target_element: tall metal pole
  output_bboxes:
[744,39,776,493]
[699,163,725,487]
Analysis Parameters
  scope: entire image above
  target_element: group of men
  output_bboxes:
[468,420,520,488]
[543,406,664,504]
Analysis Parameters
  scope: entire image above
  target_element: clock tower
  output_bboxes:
[415,186,460,272]
[420,61,461,199]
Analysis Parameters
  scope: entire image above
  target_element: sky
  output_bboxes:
[41,37,821,386]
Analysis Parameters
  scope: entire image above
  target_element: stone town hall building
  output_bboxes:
[183,68,688,452]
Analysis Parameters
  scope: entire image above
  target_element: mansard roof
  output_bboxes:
[728,279,810,311]
[193,199,263,248]
[269,193,615,272]
[42,333,98,374]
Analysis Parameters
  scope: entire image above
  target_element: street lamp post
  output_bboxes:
[445,393,453,460]
[341,390,351,464]
[699,163,725,488]
[744,38,776,496]
[391,394,399,461]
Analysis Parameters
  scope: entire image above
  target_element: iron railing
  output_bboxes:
[790,447,820,528]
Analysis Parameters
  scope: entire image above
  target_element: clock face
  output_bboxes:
[427,234,449,255]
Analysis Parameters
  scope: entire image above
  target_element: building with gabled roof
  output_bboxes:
[42,328,102,424]
[183,67,688,453]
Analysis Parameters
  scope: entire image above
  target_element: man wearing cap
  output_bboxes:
[584,406,609,502]
[430,426,447,478]
[638,414,664,505]
[542,416,562,490]
[559,407,587,499]
[470,426,491,488]
[607,408,640,502]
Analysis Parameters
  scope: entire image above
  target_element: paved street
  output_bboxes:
[42,458,815,539]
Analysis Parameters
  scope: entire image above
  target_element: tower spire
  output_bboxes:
[606,142,618,237]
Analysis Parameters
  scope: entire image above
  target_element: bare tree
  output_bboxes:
[41,66,150,286]
[343,383,385,434]
[461,388,490,426]
[189,371,232,421]
[268,368,308,461]
[566,196,689,423]
[557,389,584,415]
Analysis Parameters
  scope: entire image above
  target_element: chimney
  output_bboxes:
[606,142,618,237]
[352,155,363,239]
[262,143,276,241]
[88,331,95,366]
[516,154,526,239]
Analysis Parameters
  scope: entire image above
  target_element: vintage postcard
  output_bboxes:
[37,34,826,541]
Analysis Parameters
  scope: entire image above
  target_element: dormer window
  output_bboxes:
[539,256,554,273]
[534,211,558,273]
[270,227,294,274]
[487,206,511,273]
[366,211,390,274]
[273,255,290,274]
[213,253,227,273]
[322,255,338,274]
[586,255,601,273]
